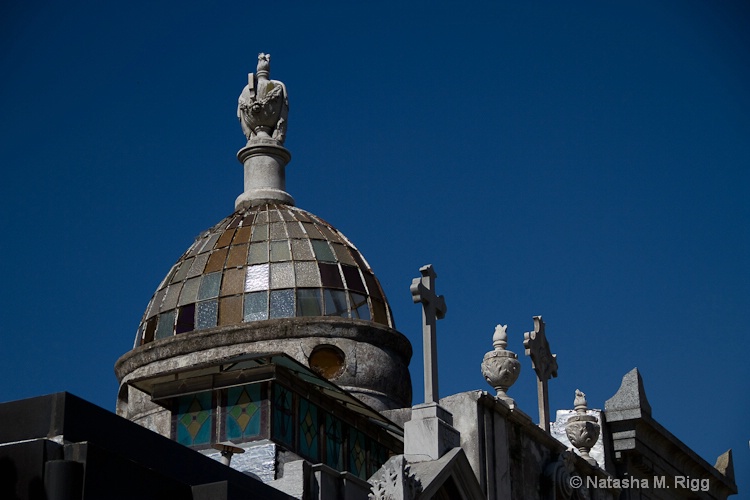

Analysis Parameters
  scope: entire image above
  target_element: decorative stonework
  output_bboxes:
[238,53,289,145]
[543,450,580,500]
[565,390,600,467]
[369,456,422,500]
[523,315,558,432]
[481,325,521,403]
[410,264,447,404]
[235,54,294,208]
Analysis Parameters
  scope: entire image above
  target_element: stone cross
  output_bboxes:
[410,265,447,404]
[523,315,558,432]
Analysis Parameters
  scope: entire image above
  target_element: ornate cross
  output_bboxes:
[410,265,447,404]
[523,315,558,432]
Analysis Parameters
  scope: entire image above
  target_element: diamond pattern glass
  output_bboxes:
[225,385,261,441]
[176,392,213,447]
[298,399,319,460]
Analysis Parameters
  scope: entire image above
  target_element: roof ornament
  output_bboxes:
[235,53,294,209]
[410,264,447,404]
[238,53,289,145]
[524,315,558,432]
[481,324,521,404]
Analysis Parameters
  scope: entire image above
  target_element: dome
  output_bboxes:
[116,55,411,423]
[134,203,394,347]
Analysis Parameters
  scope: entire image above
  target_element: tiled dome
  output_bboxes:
[134,203,394,347]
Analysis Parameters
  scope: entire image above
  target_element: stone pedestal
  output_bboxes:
[404,403,460,461]
[236,140,294,209]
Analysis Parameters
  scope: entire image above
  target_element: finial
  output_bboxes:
[574,389,587,413]
[565,389,600,466]
[235,53,294,209]
[492,324,508,350]
[481,324,521,403]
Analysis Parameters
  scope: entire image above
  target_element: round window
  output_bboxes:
[308,345,346,380]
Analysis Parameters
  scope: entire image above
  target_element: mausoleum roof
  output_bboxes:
[133,202,394,348]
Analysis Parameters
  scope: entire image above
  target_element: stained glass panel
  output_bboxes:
[205,248,228,273]
[291,239,314,260]
[325,414,344,471]
[312,240,336,262]
[196,299,218,329]
[270,222,287,239]
[172,258,194,282]
[155,310,175,340]
[178,277,201,305]
[247,242,268,264]
[220,267,245,296]
[198,272,222,300]
[216,228,236,248]
[298,399,319,460]
[272,384,294,447]
[294,261,321,287]
[324,289,349,317]
[225,385,261,441]
[251,224,269,242]
[175,303,196,334]
[245,264,269,292]
[269,289,295,318]
[187,253,209,278]
[286,221,305,238]
[176,392,213,447]
[297,289,323,316]
[219,296,243,326]
[341,265,366,293]
[243,291,268,321]
[162,282,182,311]
[319,263,343,288]
[226,244,248,268]
[270,240,291,262]
[348,428,367,479]
[270,262,295,289]
[350,292,370,321]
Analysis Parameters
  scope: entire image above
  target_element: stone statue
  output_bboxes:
[237,53,289,144]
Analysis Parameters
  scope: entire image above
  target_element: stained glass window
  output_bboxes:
[369,440,389,477]
[175,303,196,334]
[297,289,323,316]
[324,289,349,317]
[325,414,345,471]
[269,289,295,318]
[224,385,262,441]
[272,384,294,447]
[155,310,176,340]
[138,203,396,343]
[175,392,213,447]
[298,399,319,460]
[244,291,268,322]
[348,427,367,479]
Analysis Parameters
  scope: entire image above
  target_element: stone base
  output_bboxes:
[404,403,460,461]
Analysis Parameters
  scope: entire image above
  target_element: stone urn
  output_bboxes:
[481,325,521,401]
[565,390,600,466]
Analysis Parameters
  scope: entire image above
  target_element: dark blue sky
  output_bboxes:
[2,0,748,491]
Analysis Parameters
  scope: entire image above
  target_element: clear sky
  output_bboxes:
[2,0,748,492]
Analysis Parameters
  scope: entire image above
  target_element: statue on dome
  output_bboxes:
[237,53,289,145]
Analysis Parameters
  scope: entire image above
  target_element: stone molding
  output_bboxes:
[116,317,412,379]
